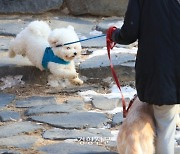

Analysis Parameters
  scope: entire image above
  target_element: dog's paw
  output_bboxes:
[70,77,83,85]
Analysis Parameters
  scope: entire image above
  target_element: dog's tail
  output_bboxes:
[27,21,51,39]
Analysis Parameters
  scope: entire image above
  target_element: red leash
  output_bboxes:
[106,27,136,118]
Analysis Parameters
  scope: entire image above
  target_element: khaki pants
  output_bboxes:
[153,105,177,154]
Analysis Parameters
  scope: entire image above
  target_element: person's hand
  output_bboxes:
[106,26,117,50]
[106,26,117,42]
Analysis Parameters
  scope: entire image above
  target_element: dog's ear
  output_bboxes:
[48,36,59,47]
[67,25,74,31]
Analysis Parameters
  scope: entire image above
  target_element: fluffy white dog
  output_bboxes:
[9,21,83,88]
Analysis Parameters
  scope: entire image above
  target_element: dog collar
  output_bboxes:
[42,47,70,69]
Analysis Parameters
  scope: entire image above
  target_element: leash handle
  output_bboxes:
[106,27,128,118]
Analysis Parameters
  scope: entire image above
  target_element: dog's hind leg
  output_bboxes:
[8,38,26,58]
[9,49,16,58]
[127,143,143,154]
[117,129,144,154]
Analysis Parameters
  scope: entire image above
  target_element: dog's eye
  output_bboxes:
[66,47,70,50]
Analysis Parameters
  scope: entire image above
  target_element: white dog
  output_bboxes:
[9,21,83,88]
[117,98,180,154]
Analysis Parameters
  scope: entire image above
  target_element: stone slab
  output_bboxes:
[79,64,135,83]
[0,36,12,51]
[66,0,128,16]
[25,102,85,116]
[112,112,123,126]
[43,128,112,140]
[16,96,57,108]
[0,93,15,108]
[0,110,20,122]
[79,50,136,81]
[0,65,49,85]
[0,149,20,154]
[0,121,42,138]
[0,0,64,14]
[0,135,38,149]
[39,142,110,154]
[80,52,136,69]
[30,112,109,129]
[0,19,29,36]
[92,95,120,110]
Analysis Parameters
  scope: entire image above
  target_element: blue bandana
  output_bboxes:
[42,47,70,69]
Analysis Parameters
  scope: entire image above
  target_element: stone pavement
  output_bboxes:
[0,14,179,154]
[0,93,121,154]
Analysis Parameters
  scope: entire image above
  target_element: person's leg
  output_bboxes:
[153,104,177,154]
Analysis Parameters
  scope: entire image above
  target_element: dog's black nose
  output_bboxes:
[74,52,77,56]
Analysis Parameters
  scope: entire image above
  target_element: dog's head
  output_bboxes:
[48,25,82,61]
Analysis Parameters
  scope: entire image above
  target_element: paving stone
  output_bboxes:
[30,112,109,129]
[0,110,20,122]
[43,128,112,140]
[91,95,120,110]
[79,51,136,82]
[0,93,15,108]
[15,96,57,108]
[0,149,20,154]
[0,19,29,36]
[106,141,117,150]
[80,52,136,69]
[25,99,85,116]
[0,135,38,149]
[66,97,85,106]
[39,142,110,154]
[0,36,12,51]
[87,128,113,138]
[0,121,42,138]
[112,112,124,126]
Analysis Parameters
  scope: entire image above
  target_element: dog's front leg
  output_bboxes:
[47,74,60,87]
[67,66,83,85]
[69,74,84,85]
[48,62,78,79]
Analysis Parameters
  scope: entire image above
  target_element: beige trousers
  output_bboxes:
[153,104,177,154]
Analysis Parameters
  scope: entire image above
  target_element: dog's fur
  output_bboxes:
[117,98,180,154]
[117,98,155,154]
[9,21,83,88]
